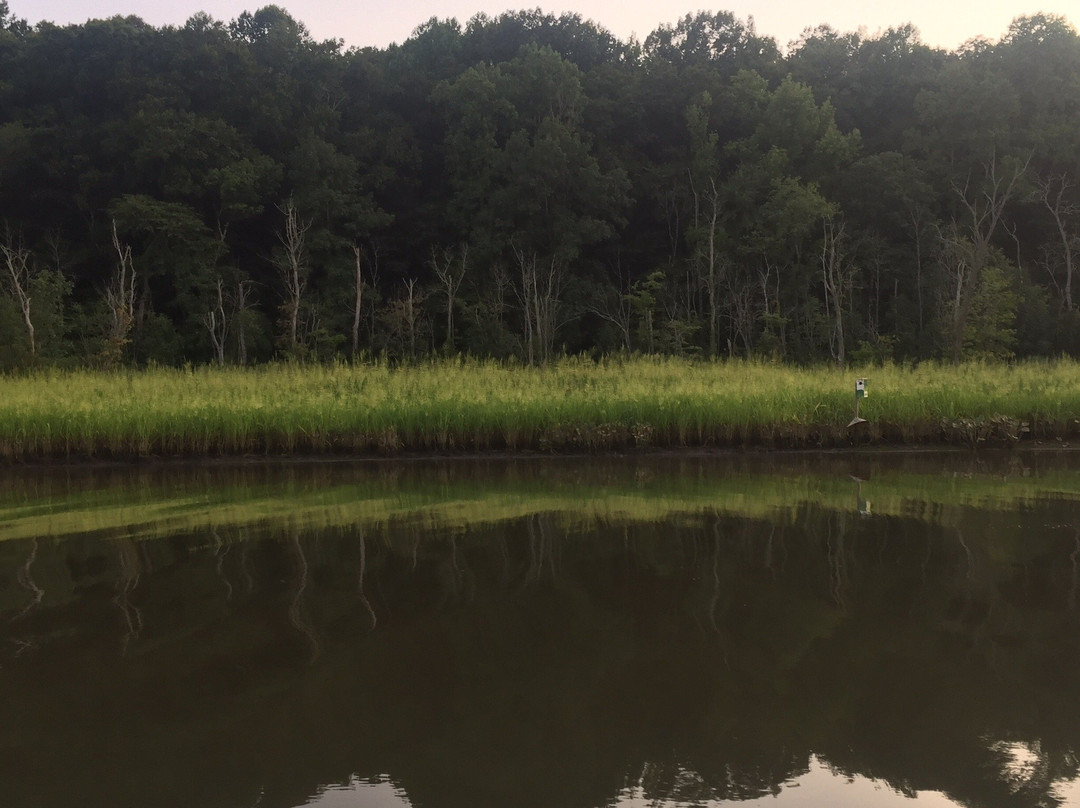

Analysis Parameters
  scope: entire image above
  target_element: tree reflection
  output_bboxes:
[288,530,320,662]
[113,538,143,654]
[355,529,376,632]
[12,538,43,620]
[1,498,1079,808]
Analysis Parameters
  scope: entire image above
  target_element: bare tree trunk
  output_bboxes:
[135,273,150,336]
[537,257,563,363]
[432,243,467,353]
[939,235,973,362]
[758,260,773,322]
[351,244,365,358]
[490,263,510,327]
[402,277,421,358]
[588,261,633,352]
[909,206,927,343]
[235,278,252,366]
[203,278,228,365]
[275,199,312,357]
[515,248,536,364]
[727,270,754,357]
[703,178,724,356]
[1037,173,1077,310]
[104,220,137,367]
[821,218,852,367]
[0,224,35,356]
[663,296,688,354]
[357,241,382,351]
[512,247,567,364]
[662,181,683,263]
[940,154,1029,362]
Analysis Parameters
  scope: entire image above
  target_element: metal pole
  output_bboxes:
[848,378,867,428]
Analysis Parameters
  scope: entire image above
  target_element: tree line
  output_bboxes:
[0,3,1078,367]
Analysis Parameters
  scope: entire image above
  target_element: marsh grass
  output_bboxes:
[1,357,1079,460]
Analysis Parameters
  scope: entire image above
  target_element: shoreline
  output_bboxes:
[3,440,1080,471]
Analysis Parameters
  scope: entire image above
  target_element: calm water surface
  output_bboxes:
[1,452,1079,808]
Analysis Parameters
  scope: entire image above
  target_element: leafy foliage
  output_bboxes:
[0,7,1078,366]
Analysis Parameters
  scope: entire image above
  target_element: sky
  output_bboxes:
[9,0,1079,52]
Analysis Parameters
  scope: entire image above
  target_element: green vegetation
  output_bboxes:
[1,448,1078,542]
[1,6,1079,367]
[2,357,1080,460]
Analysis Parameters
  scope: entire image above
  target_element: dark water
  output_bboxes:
[1,453,1080,808]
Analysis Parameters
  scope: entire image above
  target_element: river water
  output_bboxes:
[1,452,1079,808]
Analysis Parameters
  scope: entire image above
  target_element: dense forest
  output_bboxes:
[0,3,1078,368]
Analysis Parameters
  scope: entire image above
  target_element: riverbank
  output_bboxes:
[2,357,1079,461]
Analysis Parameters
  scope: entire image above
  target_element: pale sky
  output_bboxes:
[10,0,1079,52]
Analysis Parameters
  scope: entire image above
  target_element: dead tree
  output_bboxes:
[431,243,467,353]
[821,218,855,367]
[235,278,254,365]
[689,174,725,356]
[350,243,378,359]
[0,224,35,356]
[1036,173,1078,310]
[588,260,634,352]
[103,220,137,367]
[726,270,755,357]
[908,205,930,343]
[275,199,312,356]
[939,155,1029,363]
[203,278,229,365]
[201,226,234,365]
[514,246,565,364]
[400,277,424,358]
[516,249,537,364]
[756,258,786,356]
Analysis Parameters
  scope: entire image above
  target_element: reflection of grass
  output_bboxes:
[1,459,1078,542]
[2,358,1080,460]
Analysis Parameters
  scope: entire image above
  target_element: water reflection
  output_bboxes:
[0,455,1079,808]
[614,758,963,807]
[303,776,409,807]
